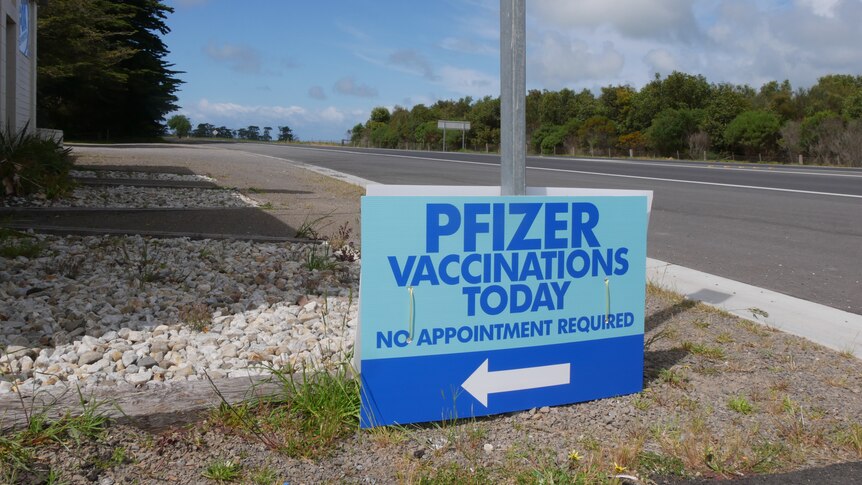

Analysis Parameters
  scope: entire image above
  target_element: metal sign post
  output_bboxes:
[500,0,526,196]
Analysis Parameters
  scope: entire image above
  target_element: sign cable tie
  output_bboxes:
[407,286,415,344]
[604,278,611,324]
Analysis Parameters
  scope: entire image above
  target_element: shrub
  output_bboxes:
[0,126,74,199]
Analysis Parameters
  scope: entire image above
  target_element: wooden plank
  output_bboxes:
[0,376,287,432]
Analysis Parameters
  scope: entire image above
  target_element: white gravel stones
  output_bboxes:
[1,233,359,395]
[70,170,217,183]
[0,185,259,209]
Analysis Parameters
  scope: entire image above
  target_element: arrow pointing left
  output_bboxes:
[461,359,571,407]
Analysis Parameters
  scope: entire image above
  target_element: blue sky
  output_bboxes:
[163,0,862,141]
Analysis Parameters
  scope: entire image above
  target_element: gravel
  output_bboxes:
[70,169,216,183]
[0,233,358,396]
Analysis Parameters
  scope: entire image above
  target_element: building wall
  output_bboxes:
[0,0,36,133]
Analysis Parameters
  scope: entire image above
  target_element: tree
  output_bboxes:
[167,115,191,138]
[192,123,214,138]
[370,107,391,124]
[262,127,272,142]
[724,110,781,156]
[214,126,233,139]
[278,126,295,142]
[578,116,616,155]
[38,0,182,139]
[647,108,703,156]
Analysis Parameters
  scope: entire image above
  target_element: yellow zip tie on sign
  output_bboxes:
[407,286,415,344]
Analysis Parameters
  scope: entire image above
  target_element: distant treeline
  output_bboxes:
[349,72,862,166]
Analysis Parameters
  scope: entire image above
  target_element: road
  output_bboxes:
[216,143,862,315]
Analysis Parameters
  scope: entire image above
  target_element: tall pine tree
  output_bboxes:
[38,0,182,139]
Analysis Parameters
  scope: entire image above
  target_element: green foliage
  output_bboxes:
[167,115,191,138]
[728,395,755,414]
[370,106,391,124]
[277,125,295,142]
[0,126,75,198]
[0,389,110,482]
[209,363,360,458]
[647,108,704,156]
[38,0,182,139]
[202,459,242,482]
[724,110,782,154]
[578,116,617,153]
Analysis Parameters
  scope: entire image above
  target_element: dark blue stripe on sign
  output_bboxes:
[360,334,643,427]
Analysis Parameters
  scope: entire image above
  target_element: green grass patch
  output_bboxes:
[1,125,75,199]
[202,459,242,482]
[728,395,755,415]
[0,390,110,482]
[208,363,359,458]
[682,341,726,360]
[637,450,687,477]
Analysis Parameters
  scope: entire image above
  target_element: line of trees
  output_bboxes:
[350,72,862,166]
[38,0,182,140]
[167,117,296,142]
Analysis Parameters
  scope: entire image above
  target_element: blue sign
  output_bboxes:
[359,193,649,427]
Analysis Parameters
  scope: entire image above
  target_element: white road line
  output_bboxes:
[255,146,862,199]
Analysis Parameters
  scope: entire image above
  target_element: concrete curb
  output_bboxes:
[647,258,862,357]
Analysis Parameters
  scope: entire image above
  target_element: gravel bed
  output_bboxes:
[0,233,358,395]
[0,185,259,208]
[70,169,216,183]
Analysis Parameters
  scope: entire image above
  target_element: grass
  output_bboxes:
[682,341,727,360]
[834,423,862,457]
[208,362,360,458]
[728,395,755,415]
[304,244,337,271]
[202,459,242,482]
[0,388,111,483]
[0,228,43,259]
[294,213,334,240]
[1,124,75,199]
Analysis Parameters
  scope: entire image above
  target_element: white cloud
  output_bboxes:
[531,33,625,87]
[532,0,701,42]
[437,66,498,97]
[798,0,842,17]
[644,49,678,75]
[333,77,378,98]
[203,41,261,74]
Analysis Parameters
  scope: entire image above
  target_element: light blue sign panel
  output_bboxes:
[359,195,648,427]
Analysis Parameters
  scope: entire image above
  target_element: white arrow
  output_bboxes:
[461,359,571,407]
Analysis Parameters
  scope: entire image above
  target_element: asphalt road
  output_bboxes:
[215,143,862,315]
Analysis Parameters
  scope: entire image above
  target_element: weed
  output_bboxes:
[304,244,336,271]
[0,228,43,259]
[748,307,769,319]
[715,332,735,344]
[0,124,75,198]
[632,393,651,411]
[658,368,687,388]
[682,341,726,360]
[834,423,862,457]
[294,212,334,240]
[179,302,211,332]
[0,387,111,481]
[249,465,278,485]
[259,202,274,210]
[728,395,755,415]
[51,254,84,279]
[117,237,167,287]
[207,362,360,458]
[838,348,856,359]
[247,187,264,194]
[736,319,770,337]
[693,320,710,329]
[202,459,242,482]
[638,451,687,477]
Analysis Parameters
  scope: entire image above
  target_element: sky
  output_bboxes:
[163,0,862,141]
